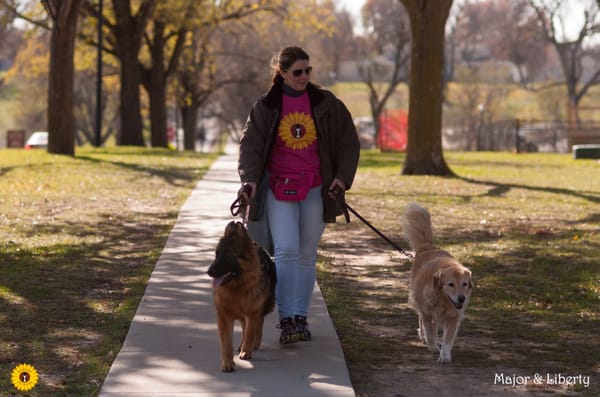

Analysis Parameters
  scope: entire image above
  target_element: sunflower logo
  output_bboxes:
[279,112,317,150]
[11,363,39,392]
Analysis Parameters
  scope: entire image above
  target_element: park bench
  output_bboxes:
[570,127,600,159]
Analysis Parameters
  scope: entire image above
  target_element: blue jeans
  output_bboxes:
[266,185,325,320]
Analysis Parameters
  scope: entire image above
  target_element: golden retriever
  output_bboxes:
[401,203,473,363]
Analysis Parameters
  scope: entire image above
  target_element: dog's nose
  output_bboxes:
[458,295,465,304]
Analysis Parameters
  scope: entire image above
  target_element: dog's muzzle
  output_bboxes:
[448,294,466,309]
[211,272,235,287]
[207,265,237,287]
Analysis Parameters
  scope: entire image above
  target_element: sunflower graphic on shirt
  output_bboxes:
[278,111,317,150]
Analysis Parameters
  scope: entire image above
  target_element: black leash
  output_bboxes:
[230,184,252,217]
[231,184,412,258]
[230,184,253,225]
[330,186,413,258]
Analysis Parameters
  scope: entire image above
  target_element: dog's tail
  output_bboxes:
[401,203,434,253]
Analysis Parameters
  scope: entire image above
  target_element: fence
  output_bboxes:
[443,120,600,153]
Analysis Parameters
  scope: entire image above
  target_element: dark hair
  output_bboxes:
[271,46,310,84]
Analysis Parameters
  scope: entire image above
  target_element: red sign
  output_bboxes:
[378,110,408,151]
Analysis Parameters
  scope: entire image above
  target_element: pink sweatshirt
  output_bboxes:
[268,91,322,187]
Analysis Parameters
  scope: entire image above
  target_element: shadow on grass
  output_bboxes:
[456,175,600,204]
[318,216,600,396]
[319,258,600,395]
[357,151,600,204]
[76,154,211,188]
[0,212,173,396]
[0,162,59,178]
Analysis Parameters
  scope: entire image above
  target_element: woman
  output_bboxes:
[238,46,360,344]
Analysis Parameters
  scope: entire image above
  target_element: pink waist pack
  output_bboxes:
[269,173,313,201]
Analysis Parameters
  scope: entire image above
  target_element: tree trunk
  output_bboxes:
[147,20,168,148]
[113,0,155,146]
[47,0,83,156]
[558,41,580,150]
[566,94,578,150]
[141,18,188,149]
[181,101,199,151]
[115,32,144,145]
[148,77,168,148]
[400,0,453,175]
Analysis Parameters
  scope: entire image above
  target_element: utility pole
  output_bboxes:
[95,0,103,147]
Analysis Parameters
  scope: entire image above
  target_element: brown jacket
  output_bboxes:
[238,81,360,223]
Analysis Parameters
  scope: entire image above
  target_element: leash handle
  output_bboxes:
[230,183,253,218]
[330,187,413,258]
[330,185,350,223]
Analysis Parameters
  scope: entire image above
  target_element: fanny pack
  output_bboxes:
[269,173,312,201]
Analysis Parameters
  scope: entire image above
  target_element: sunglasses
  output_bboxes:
[290,66,312,77]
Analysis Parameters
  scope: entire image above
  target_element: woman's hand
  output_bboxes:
[242,182,257,200]
[328,178,346,199]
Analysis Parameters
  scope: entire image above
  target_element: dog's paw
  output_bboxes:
[426,342,440,353]
[220,360,235,372]
[438,345,452,363]
[239,350,252,360]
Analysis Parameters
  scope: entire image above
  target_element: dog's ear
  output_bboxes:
[224,221,247,237]
[224,221,237,235]
[433,270,444,290]
[464,269,473,291]
[233,222,247,238]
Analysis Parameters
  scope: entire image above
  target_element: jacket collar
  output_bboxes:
[263,81,325,110]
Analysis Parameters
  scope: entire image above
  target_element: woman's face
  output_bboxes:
[282,59,312,91]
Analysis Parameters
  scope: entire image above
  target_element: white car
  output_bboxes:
[354,117,375,149]
[25,131,48,149]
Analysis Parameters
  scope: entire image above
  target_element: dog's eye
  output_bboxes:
[448,282,454,288]
[463,282,468,287]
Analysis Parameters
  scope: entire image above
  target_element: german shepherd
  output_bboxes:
[207,221,276,372]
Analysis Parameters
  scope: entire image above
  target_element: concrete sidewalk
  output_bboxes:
[99,152,355,397]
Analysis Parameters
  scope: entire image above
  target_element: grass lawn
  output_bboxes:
[1,147,598,396]
[0,147,218,396]
[318,151,600,396]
